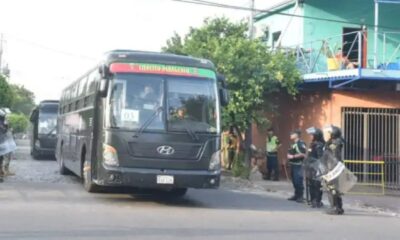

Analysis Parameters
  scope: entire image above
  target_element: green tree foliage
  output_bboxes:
[10,84,36,116]
[162,17,301,131]
[0,74,13,108]
[7,113,29,134]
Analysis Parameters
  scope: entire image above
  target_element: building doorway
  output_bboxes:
[342,27,367,68]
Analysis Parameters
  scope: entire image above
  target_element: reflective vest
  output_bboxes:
[289,141,306,164]
[266,136,279,153]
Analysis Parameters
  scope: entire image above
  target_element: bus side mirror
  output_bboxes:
[99,64,111,79]
[29,109,38,122]
[99,79,109,98]
[219,88,229,107]
[217,74,229,106]
[217,74,227,88]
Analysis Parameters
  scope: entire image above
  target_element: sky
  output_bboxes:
[0,0,284,103]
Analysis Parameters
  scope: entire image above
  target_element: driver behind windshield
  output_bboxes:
[139,85,159,110]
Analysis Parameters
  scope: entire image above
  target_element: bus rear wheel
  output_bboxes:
[58,147,69,175]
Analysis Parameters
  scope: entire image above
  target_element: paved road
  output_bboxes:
[0,140,399,240]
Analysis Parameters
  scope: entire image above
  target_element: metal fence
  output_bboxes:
[342,107,400,193]
[344,160,385,195]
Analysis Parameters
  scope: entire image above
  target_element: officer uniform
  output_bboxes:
[325,126,345,215]
[265,135,280,180]
[307,128,325,208]
[288,139,307,202]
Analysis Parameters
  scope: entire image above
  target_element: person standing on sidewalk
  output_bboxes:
[227,129,238,170]
[305,127,325,208]
[265,128,281,181]
[287,130,307,203]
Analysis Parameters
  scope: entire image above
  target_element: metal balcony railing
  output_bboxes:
[278,30,400,75]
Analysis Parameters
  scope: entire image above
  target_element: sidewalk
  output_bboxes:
[221,170,400,216]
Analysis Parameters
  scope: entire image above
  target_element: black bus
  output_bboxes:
[56,50,229,194]
[30,100,59,159]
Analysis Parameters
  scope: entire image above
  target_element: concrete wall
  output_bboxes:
[254,2,304,47]
[252,89,400,166]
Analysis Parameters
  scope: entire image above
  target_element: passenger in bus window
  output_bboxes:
[171,107,187,120]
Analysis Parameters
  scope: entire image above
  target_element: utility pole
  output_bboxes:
[245,0,256,167]
[373,0,379,69]
[249,0,255,39]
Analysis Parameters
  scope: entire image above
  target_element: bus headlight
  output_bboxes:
[35,140,41,148]
[103,144,119,167]
[209,150,221,171]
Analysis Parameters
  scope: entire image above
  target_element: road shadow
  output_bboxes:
[93,187,318,213]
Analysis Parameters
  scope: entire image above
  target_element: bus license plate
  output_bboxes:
[157,175,174,184]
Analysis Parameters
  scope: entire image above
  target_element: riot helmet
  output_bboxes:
[306,126,324,142]
[323,125,342,140]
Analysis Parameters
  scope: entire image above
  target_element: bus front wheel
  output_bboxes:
[82,159,99,193]
[31,148,39,160]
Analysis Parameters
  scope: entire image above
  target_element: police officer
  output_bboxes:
[287,130,307,203]
[324,125,345,215]
[305,127,325,208]
[265,128,281,181]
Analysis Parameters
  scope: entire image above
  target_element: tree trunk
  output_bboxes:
[244,124,252,168]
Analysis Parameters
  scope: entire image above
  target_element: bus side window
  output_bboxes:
[78,77,88,97]
[84,96,89,107]
[75,100,80,110]
[87,72,97,94]
[71,84,78,100]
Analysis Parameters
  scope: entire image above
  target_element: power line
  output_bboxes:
[170,0,400,31]
[2,34,97,61]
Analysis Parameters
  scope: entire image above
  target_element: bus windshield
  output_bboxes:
[108,74,219,133]
[38,104,58,135]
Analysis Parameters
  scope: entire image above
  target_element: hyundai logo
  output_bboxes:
[157,145,175,155]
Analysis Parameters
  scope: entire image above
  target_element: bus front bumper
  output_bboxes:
[33,147,55,157]
[95,167,221,189]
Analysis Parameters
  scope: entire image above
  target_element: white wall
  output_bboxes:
[255,2,304,48]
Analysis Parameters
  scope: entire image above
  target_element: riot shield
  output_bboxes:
[315,151,357,193]
[0,131,17,156]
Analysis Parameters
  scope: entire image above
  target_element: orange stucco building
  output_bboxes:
[253,89,400,162]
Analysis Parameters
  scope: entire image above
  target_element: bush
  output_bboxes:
[232,151,250,179]
[7,113,29,134]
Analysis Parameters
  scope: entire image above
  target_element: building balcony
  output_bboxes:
[286,30,400,88]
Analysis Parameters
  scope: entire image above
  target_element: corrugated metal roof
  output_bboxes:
[263,0,295,11]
